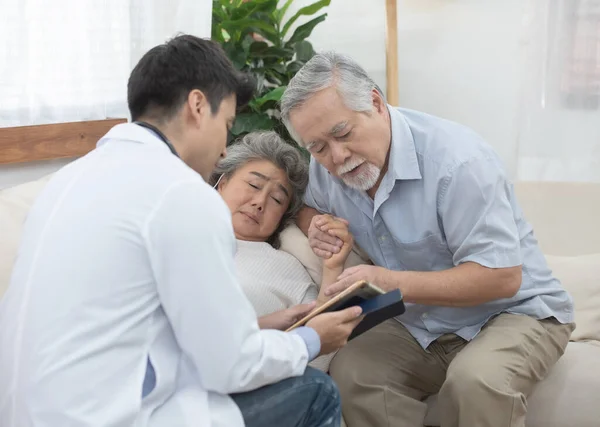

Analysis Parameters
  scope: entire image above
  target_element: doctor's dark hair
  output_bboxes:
[209,131,309,249]
[127,34,254,122]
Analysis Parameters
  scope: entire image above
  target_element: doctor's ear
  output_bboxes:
[187,89,209,121]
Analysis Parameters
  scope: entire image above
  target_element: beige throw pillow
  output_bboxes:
[279,223,371,286]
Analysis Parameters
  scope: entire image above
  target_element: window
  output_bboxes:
[0,0,211,127]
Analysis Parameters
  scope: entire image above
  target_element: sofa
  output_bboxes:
[1,175,599,427]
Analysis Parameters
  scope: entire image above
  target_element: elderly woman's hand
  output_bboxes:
[258,302,317,331]
[319,217,354,270]
[308,214,351,259]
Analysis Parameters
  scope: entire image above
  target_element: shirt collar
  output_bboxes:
[96,122,173,155]
[386,105,422,182]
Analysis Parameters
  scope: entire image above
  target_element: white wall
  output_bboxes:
[289,0,523,173]
[394,0,524,174]
[287,0,388,94]
[0,160,71,190]
[302,0,599,182]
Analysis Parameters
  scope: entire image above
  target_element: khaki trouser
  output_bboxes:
[329,314,574,427]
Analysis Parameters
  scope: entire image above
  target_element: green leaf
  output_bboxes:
[220,19,278,40]
[264,70,285,87]
[270,63,287,74]
[231,112,275,136]
[231,0,277,21]
[286,61,304,75]
[281,0,330,39]
[286,13,327,45]
[276,0,295,24]
[250,43,294,60]
[212,6,227,24]
[294,40,315,62]
[253,86,286,107]
[249,41,269,54]
[223,42,247,70]
[241,34,254,54]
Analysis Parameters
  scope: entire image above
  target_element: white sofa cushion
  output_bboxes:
[514,182,600,256]
[545,254,600,342]
[424,342,600,427]
[0,174,53,298]
[279,223,370,286]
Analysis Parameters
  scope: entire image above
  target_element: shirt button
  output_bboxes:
[379,235,386,242]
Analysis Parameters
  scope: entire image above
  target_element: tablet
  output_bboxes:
[286,280,384,332]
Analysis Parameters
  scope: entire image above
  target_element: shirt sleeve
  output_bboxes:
[303,159,330,213]
[438,158,522,268]
[290,327,321,361]
[144,180,310,394]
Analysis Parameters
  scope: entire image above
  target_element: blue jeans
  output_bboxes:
[231,367,342,427]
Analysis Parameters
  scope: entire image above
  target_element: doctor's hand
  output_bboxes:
[308,214,350,259]
[307,306,363,356]
[258,302,316,331]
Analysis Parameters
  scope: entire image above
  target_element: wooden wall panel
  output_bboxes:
[0,119,126,165]
[385,0,399,105]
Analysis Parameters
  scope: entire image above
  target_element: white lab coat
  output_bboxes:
[0,123,309,427]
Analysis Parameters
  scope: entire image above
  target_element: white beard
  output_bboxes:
[337,157,381,191]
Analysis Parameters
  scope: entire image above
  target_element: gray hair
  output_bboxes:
[280,51,384,145]
[209,131,309,248]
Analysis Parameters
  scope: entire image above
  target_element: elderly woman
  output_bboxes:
[210,131,353,369]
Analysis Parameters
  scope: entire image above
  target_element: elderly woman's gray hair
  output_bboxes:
[209,130,309,248]
[280,51,385,145]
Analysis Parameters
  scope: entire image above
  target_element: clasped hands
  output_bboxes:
[308,214,391,297]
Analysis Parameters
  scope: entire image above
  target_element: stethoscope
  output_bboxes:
[134,121,224,188]
[134,121,180,158]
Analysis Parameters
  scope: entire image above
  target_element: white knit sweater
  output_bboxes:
[235,239,318,316]
[235,239,333,371]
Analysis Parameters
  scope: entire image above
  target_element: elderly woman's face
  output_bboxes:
[217,159,292,242]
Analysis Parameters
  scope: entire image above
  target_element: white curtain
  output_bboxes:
[517,0,600,182]
[0,0,211,128]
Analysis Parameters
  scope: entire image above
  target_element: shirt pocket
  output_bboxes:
[392,233,453,271]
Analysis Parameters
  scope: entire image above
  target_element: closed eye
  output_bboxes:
[271,196,282,205]
[248,183,259,189]
[337,130,352,140]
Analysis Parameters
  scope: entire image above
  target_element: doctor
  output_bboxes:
[0,35,362,427]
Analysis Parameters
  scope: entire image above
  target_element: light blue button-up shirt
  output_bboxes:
[304,106,574,349]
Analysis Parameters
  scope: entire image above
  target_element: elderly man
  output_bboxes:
[281,51,575,427]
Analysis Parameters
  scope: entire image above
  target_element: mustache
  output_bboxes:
[337,157,365,175]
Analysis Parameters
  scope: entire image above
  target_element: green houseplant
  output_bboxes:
[212,0,330,146]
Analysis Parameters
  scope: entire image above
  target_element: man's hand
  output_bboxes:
[258,302,316,330]
[309,214,350,259]
[306,306,363,355]
[319,216,354,269]
[325,265,393,297]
